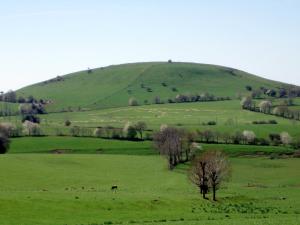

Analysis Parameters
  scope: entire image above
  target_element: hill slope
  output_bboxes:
[17,62,287,112]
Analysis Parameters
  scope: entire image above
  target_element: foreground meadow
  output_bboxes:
[0,154,299,225]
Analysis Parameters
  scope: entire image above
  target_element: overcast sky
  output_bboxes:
[0,0,299,92]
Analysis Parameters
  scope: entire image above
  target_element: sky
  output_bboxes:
[0,0,300,91]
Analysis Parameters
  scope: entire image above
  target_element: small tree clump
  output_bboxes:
[23,121,43,136]
[153,96,162,104]
[245,85,252,91]
[65,120,71,127]
[22,114,40,124]
[126,126,137,139]
[94,127,103,138]
[87,68,93,74]
[134,121,147,139]
[0,122,16,137]
[280,132,292,146]
[153,127,196,169]
[232,131,244,144]
[70,126,81,137]
[200,130,215,143]
[160,124,168,132]
[259,100,272,114]
[123,122,137,139]
[128,97,138,106]
[242,130,256,144]
[153,127,188,169]
[123,122,131,136]
[273,106,289,117]
[240,96,253,110]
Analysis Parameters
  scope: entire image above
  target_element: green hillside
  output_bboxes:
[17,62,286,112]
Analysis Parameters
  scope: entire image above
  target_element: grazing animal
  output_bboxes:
[111,185,118,192]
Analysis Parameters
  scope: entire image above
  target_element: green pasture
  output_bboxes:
[8,136,294,156]
[33,101,300,138]
[9,136,154,155]
[0,154,299,225]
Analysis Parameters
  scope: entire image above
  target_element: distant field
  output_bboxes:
[9,136,293,156]
[9,136,154,155]
[28,100,300,138]
[0,154,299,225]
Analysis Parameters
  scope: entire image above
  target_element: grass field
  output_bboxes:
[8,136,294,156]
[26,100,300,138]
[0,154,299,225]
[9,137,154,155]
[17,62,286,112]
[2,100,300,140]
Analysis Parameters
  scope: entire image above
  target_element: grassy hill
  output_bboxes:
[17,62,287,112]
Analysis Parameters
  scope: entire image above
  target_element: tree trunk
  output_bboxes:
[168,156,173,170]
[185,149,189,162]
[202,188,206,199]
[213,185,216,201]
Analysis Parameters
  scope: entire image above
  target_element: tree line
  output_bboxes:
[129,93,231,106]
[241,96,300,121]
[245,85,300,99]
[0,91,47,104]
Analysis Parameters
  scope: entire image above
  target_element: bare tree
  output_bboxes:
[182,131,197,161]
[134,121,147,139]
[190,151,230,201]
[0,131,10,154]
[153,127,184,169]
[206,151,231,201]
[189,154,209,199]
